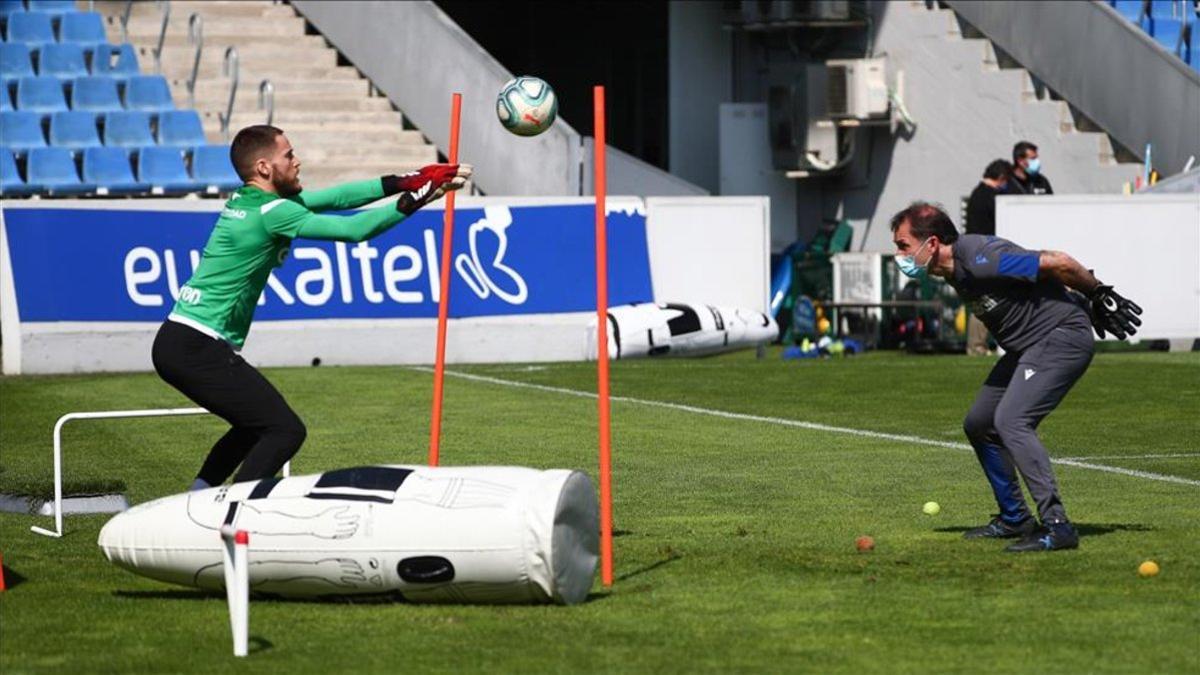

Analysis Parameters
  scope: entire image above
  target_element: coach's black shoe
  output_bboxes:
[1005,520,1079,552]
[962,515,1037,540]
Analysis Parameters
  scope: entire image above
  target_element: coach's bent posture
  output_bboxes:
[890,203,1141,552]
[153,125,471,490]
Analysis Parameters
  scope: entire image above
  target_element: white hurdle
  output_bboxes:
[30,407,291,538]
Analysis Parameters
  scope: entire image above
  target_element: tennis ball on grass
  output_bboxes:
[922,501,941,515]
[1138,560,1159,578]
[856,535,875,552]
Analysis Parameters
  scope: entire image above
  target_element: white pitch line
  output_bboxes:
[417,367,1200,488]
[1061,453,1200,461]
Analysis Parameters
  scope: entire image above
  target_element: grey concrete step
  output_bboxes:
[211,110,408,127]
[188,93,394,113]
[94,0,296,20]
[146,45,340,69]
[160,65,361,81]
[200,123,427,146]
[184,78,371,100]
[112,14,307,37]
[299,144,439,163]
[122,32,328,48]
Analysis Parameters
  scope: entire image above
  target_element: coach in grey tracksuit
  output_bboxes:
[890,202,1110,552]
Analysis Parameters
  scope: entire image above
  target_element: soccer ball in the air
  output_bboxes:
[496,76,558,137]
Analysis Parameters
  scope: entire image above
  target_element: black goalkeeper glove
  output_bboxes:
[1087,284,1143,340]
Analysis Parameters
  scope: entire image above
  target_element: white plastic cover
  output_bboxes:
[586,302,779,359]
[98,465,598,604]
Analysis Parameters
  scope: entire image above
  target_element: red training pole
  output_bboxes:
[429,92,462,467]
[594,85,614,588]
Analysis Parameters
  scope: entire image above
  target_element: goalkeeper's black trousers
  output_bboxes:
[961,324,1095,525]
[151,319,306,487]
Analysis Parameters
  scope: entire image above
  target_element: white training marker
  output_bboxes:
[220,526,249,657]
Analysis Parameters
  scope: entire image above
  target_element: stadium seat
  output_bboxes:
[0,0,26,22]
[5,11,56,45]
[71,76,123,112]
[27,146,95,195]
[1,147,38,196]
[49,110,100,149]
[26,0,79,18]
[1152,18,1184,53]
[192,145,241,194]
[102,111,154,149]
[0,110,47,152]
[1113,0,1146,24]
[1148,0,1180,18]
[1190,25,1200,69]
[59,12,108,48]
[91,43,140,81]
[83,146,147,195]
[38,43,90,81]
[0,43,36,83]
[16,76,68,113]
[157,110,206,149]
[124,75,175,112]
[137,146,195,194]
[0,88,12,111]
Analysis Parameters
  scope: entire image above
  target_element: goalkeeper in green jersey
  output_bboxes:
[151,125,471,490]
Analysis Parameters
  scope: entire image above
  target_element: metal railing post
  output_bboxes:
[119,0,134,43]
[218,46,240,141]
[187,13,204,109]
[153,0,172,74]
[258,79,275,127]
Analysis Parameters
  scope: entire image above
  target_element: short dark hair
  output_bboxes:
[230,125,284,181]
[983,159,1011,180]
[1012,141,1037,163]
[889,202,959,244]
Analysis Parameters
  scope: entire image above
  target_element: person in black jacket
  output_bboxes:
[1009,141,1053,195]
[965,159,1011,236]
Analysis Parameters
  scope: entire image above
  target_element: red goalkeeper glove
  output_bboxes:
[385,164,472,216]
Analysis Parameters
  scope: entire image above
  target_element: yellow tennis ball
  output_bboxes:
[922,501,940,515]
[1138,560,1159,578]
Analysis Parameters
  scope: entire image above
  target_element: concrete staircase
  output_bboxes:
[90,0,438,188]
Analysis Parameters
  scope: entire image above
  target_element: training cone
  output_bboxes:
[0,552,7,591]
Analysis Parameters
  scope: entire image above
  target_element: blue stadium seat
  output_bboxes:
[49,110,100,149]
[6,11,56,45]
[83,146,147,195]
[26,0,79,18]
[1,148,39,196]
[0,88,12,111]
[192,145,241,194]
[1113,0,1146,23]
[91,43,140,81]
[157,110,206,149]
[0,110,47,152]
[60,12,108,47]
[1148,0,1180,18]
[0,1,27,22]
[71,76,123,112]
[16,76,67,113]
[1189,25,1200,70]
[0,43,36,83]
[27,146,95,195]
[102,110,154,149]
[38,43,90,81]
[124,75,175,112]
[137,146,195,194]
[1152,17,1184,53]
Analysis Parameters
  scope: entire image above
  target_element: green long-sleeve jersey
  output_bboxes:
[168,179,404,347]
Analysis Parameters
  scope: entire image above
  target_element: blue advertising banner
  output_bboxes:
[3,202,653,321]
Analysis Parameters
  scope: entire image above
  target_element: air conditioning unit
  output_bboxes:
[825,57,888,120]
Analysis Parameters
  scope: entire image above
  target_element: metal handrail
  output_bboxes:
[218,46,240,141]
[153,0,171,74]
[186,13,203,108]
[119,0,134,43]
[259,79,275,127]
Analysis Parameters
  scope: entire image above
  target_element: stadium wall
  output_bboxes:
[0,196,768,375]
[997,194,1200,341]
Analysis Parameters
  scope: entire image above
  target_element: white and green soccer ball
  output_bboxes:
[496,76,558,137]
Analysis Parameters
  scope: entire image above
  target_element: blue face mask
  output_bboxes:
[1026,157,1041,175]
[896,237,932,279]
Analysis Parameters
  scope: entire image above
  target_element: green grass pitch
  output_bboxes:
[1,350,1197,673]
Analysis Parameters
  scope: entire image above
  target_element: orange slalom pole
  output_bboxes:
[594,85,614,587]
[429,92,462,467]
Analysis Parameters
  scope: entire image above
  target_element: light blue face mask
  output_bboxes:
[896,237,932,279]
[1026,157,1041,175]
